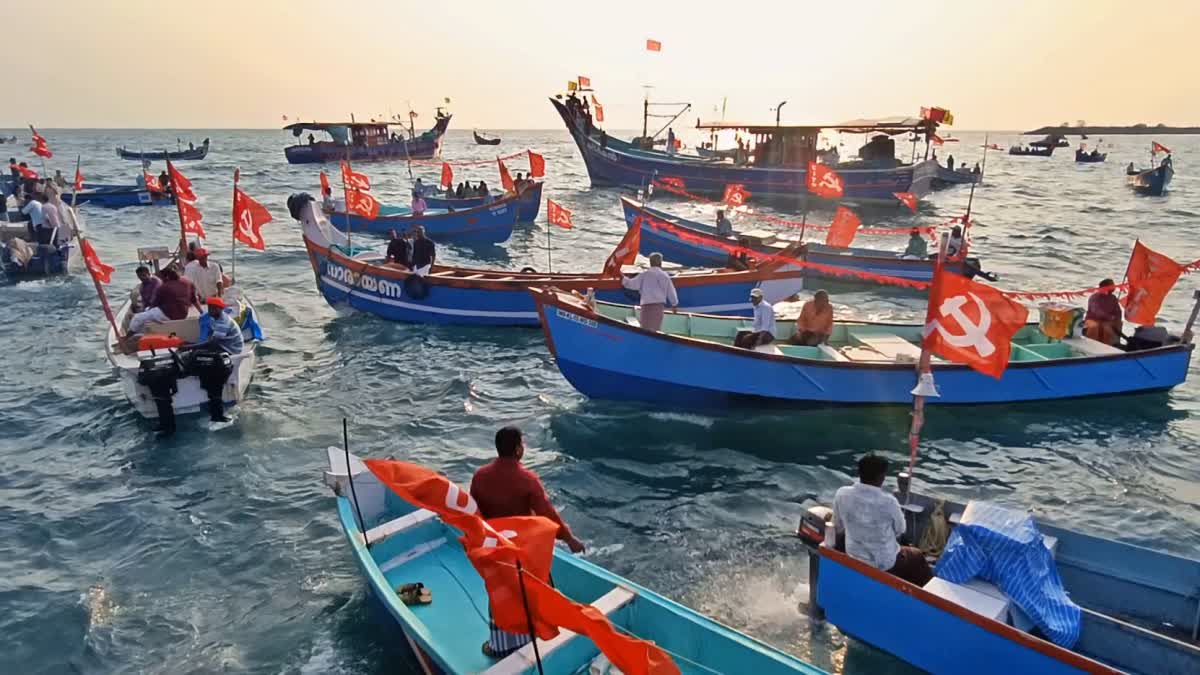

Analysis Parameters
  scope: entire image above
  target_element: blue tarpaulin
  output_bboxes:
[934,501,1081,647]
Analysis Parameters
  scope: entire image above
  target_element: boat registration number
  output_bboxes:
[556,308,597,328]
[325,262,405,299]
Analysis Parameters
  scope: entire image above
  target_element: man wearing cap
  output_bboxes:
[193,297,244,423]
[184,248,224,300]
[734,287,776,349]
[620,252,678,332]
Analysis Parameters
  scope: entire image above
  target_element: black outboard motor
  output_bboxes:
[137,352,183,435]
[188,350,233,421]
[1126,325,1175,351]
[287,192,314,221]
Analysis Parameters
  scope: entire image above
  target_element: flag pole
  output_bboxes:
[905,232,950,485]
[231,168,239,285]
[168,159,188,258]
[342,151,354,254]
[514,559,546,675]
[546,219,553,273]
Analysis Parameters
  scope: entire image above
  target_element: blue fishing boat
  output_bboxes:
[324,448,830,675]
[63,184,173,208]
[1128,157,1174,196]
[1,222,70,280]
[283,111,451,165]
[115,139,209,161]
[425,182,544,222]
[550,97,942,205]
[1075,149,1107,163]
[330,195,519,245]
[530,288,1196,407]
[291,194,805,326]
[798,490,1200,675]
[621,198,987,283]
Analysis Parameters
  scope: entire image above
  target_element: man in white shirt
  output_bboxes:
[184,248,224,300]
[621,252,678,332]
[832,454,932,586]
[735,287,775,349]
[21,194,45,241]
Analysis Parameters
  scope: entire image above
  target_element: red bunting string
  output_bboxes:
[651,180,961,236]
[409,150,529,167]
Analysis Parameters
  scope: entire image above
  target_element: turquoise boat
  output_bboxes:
[325,448,829,675]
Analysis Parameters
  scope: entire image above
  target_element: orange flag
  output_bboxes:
[319,170,330,195]
[17,165,38,179]
[1122,240,1185,325]
[73,168,85,192]
[179,200,206,238]
[594,103,605,123]
[931,133,945,146]
[345,189,380,220]
[656,176,685,190]
[825,206,861,248]
[547,199,573,229]
[922,270,1029,379]
[646,38,662,51]
[722,183,751,207]
[340,160,370,191]
[168,163,197,201]
[80,239,114,284]
[143,172,162,192]
[806,161,844,198]
[602,218,642,276]
[578,75,591,88]
[893,192,918,213]
[233,186,272,251]
[439,162,453,189]
[498,158,514,192]
[528,150,545,179]
[1151,141,1171,155]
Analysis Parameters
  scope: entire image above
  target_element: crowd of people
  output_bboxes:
[4,158,77,251]
[383,225,437,275]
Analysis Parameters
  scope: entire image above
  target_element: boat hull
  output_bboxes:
[550,99,938,205]
[424,182,543,221]
[331,197,519,244]
[1,241,70,280]
[64,186,171,208]
[534,291,1194,407]
[285,116,451,164]
[1075,152,1107,163]
[1128,164,1173,196]
[116,145,209,161]
[932,165,981,188]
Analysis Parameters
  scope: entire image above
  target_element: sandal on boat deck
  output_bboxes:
[396,582,432,605]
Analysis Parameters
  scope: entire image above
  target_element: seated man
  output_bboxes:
[790,290,833,346]
[903,229,928,258]
[128,267,201,334]
[131,265,162,314]
[833,453,933,586]
[193,296,245,423]
[734,288,775,348]
[715,209,734,237]
[1083,278,1122,346]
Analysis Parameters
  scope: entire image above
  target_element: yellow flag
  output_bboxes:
[567,81,578,92]
[943,111,955,126]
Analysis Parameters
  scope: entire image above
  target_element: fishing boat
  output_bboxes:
[550,97,942,205]
[291,193,805,326]
[1128,157,1174,196]
[330,195,520,245]
[1,221,71,281]
[1075,149,1107,163]
[1009,146,1055,157]
[283,111,451,164]
[530,288,1196,407]
[324,448,830,675]
[64,183,173,208]
[104,247,259,420]
[115,139,210,161]
[473,130,502,145]
[1029,135,1070,149]
[425,181,543,222]
[932,164,981,188]
[798,490,1200,675]
[622,197,988,283]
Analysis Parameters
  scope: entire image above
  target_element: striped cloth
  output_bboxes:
[488,618,531,657]
[934,501,1081,647]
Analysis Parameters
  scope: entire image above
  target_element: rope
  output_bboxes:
[409,150,529,167]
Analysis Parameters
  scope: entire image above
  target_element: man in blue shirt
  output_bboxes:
[197,296,244,355]
[194,297,243,422]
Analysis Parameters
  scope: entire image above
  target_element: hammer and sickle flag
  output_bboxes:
[922,269,1029,379]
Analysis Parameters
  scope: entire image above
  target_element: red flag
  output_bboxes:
[340,160,370,191]
[1122,241,1185,325]
[893,192,918,213]
[144,171,162,192]
[30,129,46,145]
[179,200,207,238]
[578,75,591,88]
[931,133,945,146]
[17,165,38,180]
[594,103,605,123]
[922,270,1029,379]
[806,161,844,198]
[657,176,685,190]
[1152,141,1171,155]
[722,183,751,207]
[74,168,85,192]
[80,239,115,284]
[547,199,573,229]
[646,38,662,51]
[319,170,330,195]
[528,150,545,179]
[32,140,52,158]
[825,206,861,248]
[498,159,514,192]
[439,162,453,189]
[920,107,931,120]
[168,163,197,201]
[345,188,380,220]
[602,218,642,276]
[233,187,272,250]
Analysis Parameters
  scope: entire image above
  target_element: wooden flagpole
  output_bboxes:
[905,232,950,481]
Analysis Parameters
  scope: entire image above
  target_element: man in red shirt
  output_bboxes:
[1084,278,1123,346]
[471,426,584,658]
[128,266,201,333]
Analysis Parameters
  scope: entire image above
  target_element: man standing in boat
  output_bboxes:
[184,248,224,301]
[620,252,678,332]
[471,425,585,659]
[384,229,411,268]
[833,454,933,586]
[409,225,435,276]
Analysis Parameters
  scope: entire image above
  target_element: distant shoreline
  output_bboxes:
[1025,125,1200,135]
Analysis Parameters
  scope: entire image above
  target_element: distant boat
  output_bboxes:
[1,221,71,281]
[1030,134,1070,149]
[329,195,520,245]
[283,110,451,164]
[424,180,543,221]
[1075,149,1107,163]
[933,164,982,188]
[472,130,501,145]
[64,183,174,208]
[116,139,210,161]
[1128,156,1174,196]
[1009,146,1055,157]
[0,136,17,144]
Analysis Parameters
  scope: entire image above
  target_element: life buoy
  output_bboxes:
[138,334,185,351]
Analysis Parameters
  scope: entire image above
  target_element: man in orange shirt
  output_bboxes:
[790,289,834,346]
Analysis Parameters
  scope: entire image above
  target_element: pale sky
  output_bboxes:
[13,0,1198,131]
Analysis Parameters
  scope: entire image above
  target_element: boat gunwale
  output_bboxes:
[333,193,521,224]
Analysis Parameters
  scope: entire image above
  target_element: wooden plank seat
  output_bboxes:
[362,508,437,546]
[1061,336,1124,357]
[852,333,923,362]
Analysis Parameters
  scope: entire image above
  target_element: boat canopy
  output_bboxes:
[696,116,933,136]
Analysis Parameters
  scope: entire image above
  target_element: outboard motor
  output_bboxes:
[796,504,835,624]
[188,350,233,421]
[287,192,314,221]
[797,505,833,547]
[137,352,183,435]
[1126,325,1174,352]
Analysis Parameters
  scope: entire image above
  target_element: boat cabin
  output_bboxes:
[695,117,938,169]
[284,121,410,148]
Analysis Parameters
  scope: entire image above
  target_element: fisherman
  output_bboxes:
[410,224,435,276]
[410,189,427,216]
[384,228,411,268]
[790,289,833,346]
[735,288,775,349]
[184,248,224,300]
[188,141,195,151]
[193,296,244,423]
[128,267,201,333]
[621,252,678,332]
[903,229,928,258]
[666,128,676,156]
[53,170,67,190]
[946,154,954,172]
[20,192,45,241]
[18,162,37,197]
[38,191,63,245]
[833,453,933,586]
[1083,278,1123,346]
[321,186,335,213]
[131,265,162,313]
[972,162,982,174]
[454,182,465,199]
[7,158,18,195]
[477,181,490,202]
[715,209,734,237]
[308,133,316,145]
[413,177,425,196]
[946,225,965,259]
[1126,161,1137,175]
[471,425,586,659]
